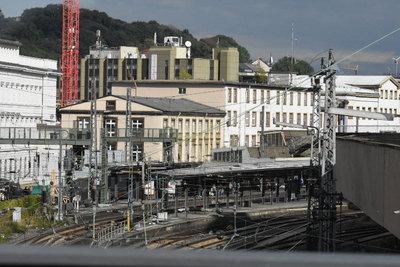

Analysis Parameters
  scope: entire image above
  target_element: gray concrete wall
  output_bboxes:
[336,138,400,239]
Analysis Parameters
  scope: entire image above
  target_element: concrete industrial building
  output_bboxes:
[0,39,60,187]
[336,133,400,240]
[79,37,239,101]
[60,94,225,163]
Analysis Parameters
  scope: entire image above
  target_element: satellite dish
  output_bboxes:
[184,41,192,48]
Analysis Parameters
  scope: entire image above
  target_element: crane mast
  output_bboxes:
[61,0,80,107]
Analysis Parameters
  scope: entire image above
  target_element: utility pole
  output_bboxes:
[88,30,102,203]
[290,23,297,85]
[126,87,134,223]
[57,131,63,221]
[317,50,341,252]
[307,49,342,252]
[260,106,265,155]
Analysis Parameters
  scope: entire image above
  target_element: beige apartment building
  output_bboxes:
[79,42,239,101]
[60,95,225,162]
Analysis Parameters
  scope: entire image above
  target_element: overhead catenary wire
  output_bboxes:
[140,25,400,161]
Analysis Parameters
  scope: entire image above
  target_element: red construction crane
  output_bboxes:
[61,0,80,107]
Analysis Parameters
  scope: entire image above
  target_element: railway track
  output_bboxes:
[144,211,399,253]
[15,214,126,246]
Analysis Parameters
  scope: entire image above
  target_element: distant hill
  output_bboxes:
[0,5,250,63]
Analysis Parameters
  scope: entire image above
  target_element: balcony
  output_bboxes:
[108,128,178,142]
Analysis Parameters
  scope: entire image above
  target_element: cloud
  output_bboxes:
[330,50,395,64]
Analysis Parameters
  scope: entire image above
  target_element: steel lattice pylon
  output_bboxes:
[61,0,80,107]
[307,50,342,252]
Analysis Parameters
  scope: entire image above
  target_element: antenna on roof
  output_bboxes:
[154,32,157,45]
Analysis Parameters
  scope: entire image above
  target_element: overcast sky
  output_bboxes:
[2,0,400,74]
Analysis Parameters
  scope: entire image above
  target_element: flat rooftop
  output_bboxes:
[337,133,400,149]
[158,158,310,178]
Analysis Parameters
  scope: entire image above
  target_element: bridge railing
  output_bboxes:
[113,128,178,140]
[0,127,91,141]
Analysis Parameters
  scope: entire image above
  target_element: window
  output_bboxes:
[252,111,257,127]
[283,113,287,123]
[198,120,203,132]
[253,89,257,104]
[310,93,313,106]
[205,120,209,132]
[178,119,183,132]
[390,91,393,99]
[107,142,117,151]
[276,112,280,124]
[104,118,117,137]
[297,113,301,124]
[303,113,308,126]
[304,93,308,106]
[233,111,238,126]
[266,90,271,104]
[228,88,232,103]
[283,92,287,105]
[266,112,270,127]
[290,92,294,105]
[185,119,190,132]
[216,120,221,132]
[78,117,90,130]
[233,88,238,103]
[171,119,176,129]
[245,135,250,147]
[178,87,186,94]
[163,119,168,128]
[276,91,280,105]
[245,112,250,127]
[191,144,196,159]
[251,135,257,147]
[289,113,294,123]
[230,135,239,147]
[246,89,250,103]
[227,111,232,127]
[347,106,353,119]
[131,118,144,128]
[106,100,116,111]
[261,90,265,103]
[297,92,301,106]
[192,120,196,133]
[131,144,143,162]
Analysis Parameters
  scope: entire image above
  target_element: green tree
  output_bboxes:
[253,68,268,83]
[271,56,314,74]
[179,71,193,79]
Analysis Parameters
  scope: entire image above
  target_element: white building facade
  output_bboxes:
[335,76,400,133]
[224,83,313,147]
[0,39,60,187]
[223,75,400,148]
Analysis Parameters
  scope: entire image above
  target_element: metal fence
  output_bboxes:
[95,220,127,246]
